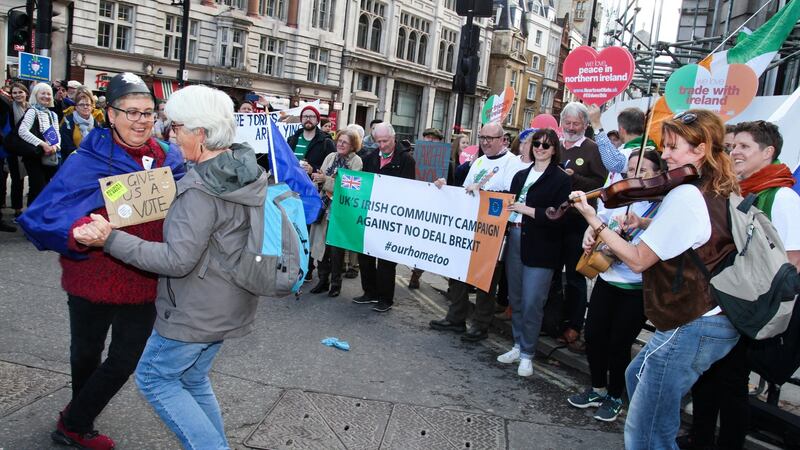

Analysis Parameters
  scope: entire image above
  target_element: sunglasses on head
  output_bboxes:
[673,111,697,125]
[532,140,551,150]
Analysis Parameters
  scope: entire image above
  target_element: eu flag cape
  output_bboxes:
[265,117,322,224]
[17,128,185,260]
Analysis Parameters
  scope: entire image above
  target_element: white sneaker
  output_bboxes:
[497,347,520,364]
[518,358,533,377]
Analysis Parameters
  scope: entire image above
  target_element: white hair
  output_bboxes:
[29,83,54,107]
[346,123,365,139]
[560,102,589,125]
[373,122,395,137]
[165,85,235,150]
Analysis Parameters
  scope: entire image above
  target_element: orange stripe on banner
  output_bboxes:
[465,191,515,292]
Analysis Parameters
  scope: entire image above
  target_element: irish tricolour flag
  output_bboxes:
[326,169,514,291]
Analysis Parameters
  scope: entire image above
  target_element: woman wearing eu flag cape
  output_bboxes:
[17,72,185,450]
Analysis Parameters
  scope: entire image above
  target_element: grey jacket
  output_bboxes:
[105,143,268,342]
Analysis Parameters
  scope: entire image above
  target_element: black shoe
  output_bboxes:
[304,270,314,282]
[328,286,341,297]
[372,301,392,312]
[352,294,378,304]
[429,319,467,332]
[0,220,16,233]
[461,327,488,342]
[343,268,359,279]
[310,281,329,294]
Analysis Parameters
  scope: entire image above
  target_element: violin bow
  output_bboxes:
[620,93,656,238]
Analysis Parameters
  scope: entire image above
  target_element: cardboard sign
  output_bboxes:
[414,140,451,182]
[563,46,634,105]
[665,63,758,121]
[480,87,515,124]
[99,167,176,227]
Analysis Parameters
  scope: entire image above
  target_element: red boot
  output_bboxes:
[52,415,115,450]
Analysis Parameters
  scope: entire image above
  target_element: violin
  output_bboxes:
[546,164,699,220]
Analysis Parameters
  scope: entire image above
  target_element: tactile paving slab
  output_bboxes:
[0,361,70,417]
[245,389,509,450]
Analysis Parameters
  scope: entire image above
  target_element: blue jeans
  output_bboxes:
[505,227,555,359]
[624,315,739,450]
[135,330,229,450]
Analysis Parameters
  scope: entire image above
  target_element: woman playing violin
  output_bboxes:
[570,109,740,449]
[567,150,666,423]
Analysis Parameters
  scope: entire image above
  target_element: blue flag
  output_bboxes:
[266,118,322,224]
[793,163,800,196]
[17,128,185,259]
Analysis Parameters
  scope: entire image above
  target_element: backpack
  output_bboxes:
[230,182,310,298]
[747,297,800,385]
[689,193,800,340]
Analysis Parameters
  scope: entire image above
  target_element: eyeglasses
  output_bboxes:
[110,106,155,122]
[76,103,92,108]
[478,135,503,142]
[170,122,185,133]
[673,111,697,125]
[301,114,317,120]
[532,140,551,150]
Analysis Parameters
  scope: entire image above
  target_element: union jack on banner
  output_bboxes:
[341,175,362,190]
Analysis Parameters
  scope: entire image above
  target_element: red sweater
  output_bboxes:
[59,138,168,305]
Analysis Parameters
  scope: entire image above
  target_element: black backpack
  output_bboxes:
[748,297,800,385]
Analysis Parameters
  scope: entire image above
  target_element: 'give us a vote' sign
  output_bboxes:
[99,167,176,227]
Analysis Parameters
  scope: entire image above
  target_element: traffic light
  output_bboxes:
[452,24,481,95]
[455,0,493,17]
[7,10,30,54]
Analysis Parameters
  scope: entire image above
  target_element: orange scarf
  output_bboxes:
[739,163,796,196]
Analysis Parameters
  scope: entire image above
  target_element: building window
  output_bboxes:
[506,100,517,125]
[188,21,199,63]
[437,28,457,72]
[432,91,450,133]
[398,12,430,65]
[510,71,518,90]
[218,0,245,8]
[444,0,456,10]
[260,0,286,19]
[312,0,336,32]
[356,1,385,52]
[526,79,537,100]
[219,27,245,68]
[523,108,534,127]
[461,95,475,130]
[391,82,423,143]
[307,46,329,84]
[354,72,381,94]
[535,30,543,46]
[531,55,540,71]
[576,1,586,19]
[164,16,198,62]
[257,36,285,76]
[97,1,133,51]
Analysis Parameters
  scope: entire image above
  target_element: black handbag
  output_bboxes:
[3,112,42,158]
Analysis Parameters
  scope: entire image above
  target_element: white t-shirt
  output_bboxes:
[639,184,712,261]
[463,151,527,192]
[598,201,658,286]
[509,167,544,223]
[771,187,800,251]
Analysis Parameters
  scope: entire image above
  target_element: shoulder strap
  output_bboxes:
[155,139,170,154]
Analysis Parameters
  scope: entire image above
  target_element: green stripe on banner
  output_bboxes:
[326,169,374,253]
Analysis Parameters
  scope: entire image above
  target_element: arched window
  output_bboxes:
[438,41,446,70]
[357,14,368,48]
[407,31,417,61]
[370,18,382,52]
[445,44,454,72]
[418,34,427,64]
[397,28,406,59]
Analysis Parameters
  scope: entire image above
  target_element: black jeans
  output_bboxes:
[561,215,589,332]
[357,253,397,304]
[584,278,646,399]
[445,264,502,330]
[1,156,24,210]
[64,295,156,433]
[21,156,56,205]
[688,337,751,449]
[316,245,344,288]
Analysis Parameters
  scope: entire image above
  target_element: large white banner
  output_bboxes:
[327,169,515,291]
[234,113,301,154]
